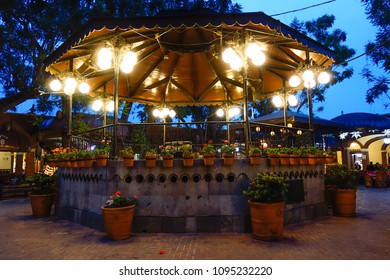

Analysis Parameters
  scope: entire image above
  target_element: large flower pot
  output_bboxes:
[299,156,309,165]
[203,154,215,166]
[162,156,174,168]
[279,154,290,165]
[248,200,285,241]
[331,189,357,217]
[82,158,94,168]
[223,154,234,166]
[29,193,55,218]
[249,154,261,165]
[268,155,280,166]
[101,204,135,240]
[308,155,317,165]
[289,155,299,165]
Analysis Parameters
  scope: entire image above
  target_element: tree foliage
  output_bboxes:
[361,0,390,107]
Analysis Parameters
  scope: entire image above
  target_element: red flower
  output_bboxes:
[208,140,213,144]
[115,191,121,196]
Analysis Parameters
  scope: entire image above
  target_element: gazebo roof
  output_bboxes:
[44,9,335,106]
[331,112,390,130]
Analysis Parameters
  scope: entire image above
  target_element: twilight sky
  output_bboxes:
[237,0,388,120]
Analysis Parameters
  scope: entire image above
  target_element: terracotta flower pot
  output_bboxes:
[249,153,261,165]
[203,153,215,166]
[123,155,134,167]
[145,155,157,168]
[182,155,194,167]
[29,193,55,218]
[223,154,234,166]
[101,204,135,240]
[331,189,357,217]
[162,156,174,168]
[248,200,285,241]
[96,155,108,167]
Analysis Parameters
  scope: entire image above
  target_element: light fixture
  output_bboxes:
[255,126,261,132]
[91,99,114,112]
[97,47,113,70]
[98,45,137,74]
[222,41,266,71]
[152,106,176,119]
[216,108,225,117]
[49,75,90,95]
[297,130,302,135]
[228,106,241,118]
[289,68,331,88]
[272,96,284,108]
[287,94,298,107]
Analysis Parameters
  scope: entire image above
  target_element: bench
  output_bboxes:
[0,183,33,200]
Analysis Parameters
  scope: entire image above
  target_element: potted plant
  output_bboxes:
[221,141,235,166]
[249,147,262,165]
[201,140,216,166]
[144,148,157,168]
[101,191,138,240]
[120,146,135,167]
[265,147,280,165]
[78,150,95,168]
[306,146,321,165]
[181,144,194,167]
[160,147,174,168]
[243,172,288,241]
[26,173,59,218]
[94,145,110,167]
[278,147,291,165]
[325,164,358,217]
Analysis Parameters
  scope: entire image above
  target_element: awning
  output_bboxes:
[44,9,335,106]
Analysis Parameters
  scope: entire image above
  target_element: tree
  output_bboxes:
[361,0,390,108]
[0,0,241,116]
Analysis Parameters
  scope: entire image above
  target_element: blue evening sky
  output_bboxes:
[237,0,388,120]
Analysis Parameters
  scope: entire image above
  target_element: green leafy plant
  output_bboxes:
[221,144,235,154]
[249,147,262,155]
[201,140,216,154]
[181,144,193,157]
[26,173,59,195]
[94,145,110,156]
[325,164,358,189]
[104,191,138,208]
[243,173,288,203]
[160,147,174,157]
[145,148,157,157]
[120,146,134,157]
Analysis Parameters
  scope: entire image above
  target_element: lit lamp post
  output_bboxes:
[222,40,266,155]
[49,73,90,147]
[152,106,176,144]
[97,40,137,158]
[288,68,331,145]
[272,93,298,127]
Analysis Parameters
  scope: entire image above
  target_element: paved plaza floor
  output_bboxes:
[1,186,390,260]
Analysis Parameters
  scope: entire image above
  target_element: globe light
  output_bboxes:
[229,55,243,70]
[246,43,261,60]
[78,81,90,94]
[302,69,314,82]
[216,108,225,117]
[162,107,170,116]
[222,47,236,63]
[92,99,103,111]
[98,47,112,70]
[289,75,301,88]
[287,94,298,107]
[304,79,316,88]
[50,79,62,91]
[272,95,284,108]
[318,71,331,84]
[168,109,176,118]
[64,77,77,94]
[152,108,161,117]
[106,100,114,112]
[251,51,266,66]
[120,51,137,73]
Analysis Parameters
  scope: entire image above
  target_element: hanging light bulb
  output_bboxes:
[168,109,176,118]
[64,77,77,94]
[50,79,62,91]
[78,81,90,94]
[272,95,284,108]
[120,51,137,73]
[302,69,314,82]
[251,51,266,66]
[287,94,298,107]
[229,55,243,70]
[304,79,316,88]
[222,47,236,63]
[98,47,112,70]
[289,75,301,88]
[318,71,331,84]
[162,107,170,116]
[246,43,261,59]
[105,100,114,112]
[152,108,161,117]
[92,99,103,111]
[216,108,225,117]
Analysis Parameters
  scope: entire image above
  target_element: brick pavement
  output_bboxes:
[0,186,389,260]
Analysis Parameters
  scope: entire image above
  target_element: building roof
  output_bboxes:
[331,112,390,130]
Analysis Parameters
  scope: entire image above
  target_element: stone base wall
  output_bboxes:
[56,157,328,233]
